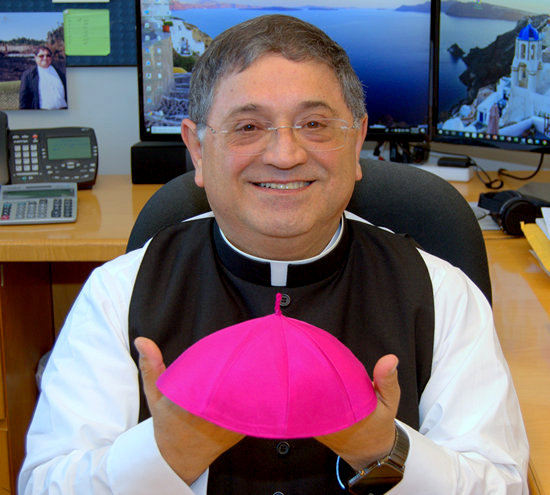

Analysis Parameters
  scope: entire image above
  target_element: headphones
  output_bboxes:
[478,190,548,236]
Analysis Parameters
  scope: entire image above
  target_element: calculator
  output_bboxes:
[0,182,77,225]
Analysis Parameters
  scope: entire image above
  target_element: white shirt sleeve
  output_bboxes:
[17,248,207,495]
[390,251,529,494]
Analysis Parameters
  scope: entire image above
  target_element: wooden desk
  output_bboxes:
[0,175,161,262]
[0,176,161,494]
[451,172,550,495]
[1,173,548,494]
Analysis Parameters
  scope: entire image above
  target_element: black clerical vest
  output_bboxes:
[129,216,434,494]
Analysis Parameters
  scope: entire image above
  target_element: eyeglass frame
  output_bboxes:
[196,117,362,155]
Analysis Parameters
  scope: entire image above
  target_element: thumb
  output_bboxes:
[134,336,166,405]
[372,354,400,411]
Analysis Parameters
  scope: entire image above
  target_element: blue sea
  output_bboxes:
[171,8,432,127]
[438,14,516,115]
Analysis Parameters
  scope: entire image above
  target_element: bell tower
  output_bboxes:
[511,23,543,93]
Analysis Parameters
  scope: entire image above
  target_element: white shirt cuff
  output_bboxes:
[389,421,455,494]
[107,418,207,494]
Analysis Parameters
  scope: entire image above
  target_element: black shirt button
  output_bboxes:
[276,441,291,456]
[279,294,291,307]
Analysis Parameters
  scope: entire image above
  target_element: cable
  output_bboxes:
[435,150,547,190]
[497,152,545,182]
[472,159,504,190]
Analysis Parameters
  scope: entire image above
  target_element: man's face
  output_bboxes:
[35,49,52,69]
[183,54,367,260]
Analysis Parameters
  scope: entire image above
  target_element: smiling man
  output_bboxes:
[19,15,528,495]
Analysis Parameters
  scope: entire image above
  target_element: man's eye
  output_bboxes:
[234,123,262,133]
[302,120,324,129]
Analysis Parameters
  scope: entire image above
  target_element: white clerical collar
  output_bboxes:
[218,217,344,286]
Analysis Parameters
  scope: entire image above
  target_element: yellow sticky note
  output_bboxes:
[521,222,550,275]
[64,9,110,56]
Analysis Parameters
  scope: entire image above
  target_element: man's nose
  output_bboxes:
[261,127,308,168]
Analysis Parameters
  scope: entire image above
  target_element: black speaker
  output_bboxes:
[131,141,192,184]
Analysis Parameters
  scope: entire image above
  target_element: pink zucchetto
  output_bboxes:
[156,293,377,438]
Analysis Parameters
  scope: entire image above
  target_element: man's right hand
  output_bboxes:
[135,337,244,485]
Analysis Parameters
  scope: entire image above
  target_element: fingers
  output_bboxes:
[372,354,400,413]
[134,337,165,405]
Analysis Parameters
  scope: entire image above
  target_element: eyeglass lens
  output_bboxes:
[219,119,352,155]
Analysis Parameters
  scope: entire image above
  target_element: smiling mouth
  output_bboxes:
[256,181,312,190]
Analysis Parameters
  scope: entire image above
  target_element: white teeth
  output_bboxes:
[257,181,310,190]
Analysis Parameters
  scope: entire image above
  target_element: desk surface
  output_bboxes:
[0,176,161,262]
[0,172,548,493]
[453,172,550,495]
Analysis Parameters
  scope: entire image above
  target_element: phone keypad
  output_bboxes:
[13,142,40,173]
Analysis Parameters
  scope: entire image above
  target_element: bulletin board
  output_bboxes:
[1,0,137,66]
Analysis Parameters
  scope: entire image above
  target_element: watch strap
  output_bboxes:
[347,422,409,494]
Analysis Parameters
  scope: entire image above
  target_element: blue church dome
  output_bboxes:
[518,24,540,41]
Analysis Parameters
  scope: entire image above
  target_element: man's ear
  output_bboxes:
[355,115,368,181]
[181,118,204,187]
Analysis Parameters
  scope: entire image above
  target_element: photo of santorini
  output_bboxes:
[437,0,550,146]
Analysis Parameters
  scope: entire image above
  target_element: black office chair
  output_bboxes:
[127,157,492,304]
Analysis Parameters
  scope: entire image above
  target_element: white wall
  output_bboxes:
[4,66,141,175]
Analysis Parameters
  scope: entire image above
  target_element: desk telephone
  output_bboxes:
[0,111,98,189]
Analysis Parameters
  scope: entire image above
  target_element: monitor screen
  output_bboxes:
[435,1,550,153]
[137,1,435,144]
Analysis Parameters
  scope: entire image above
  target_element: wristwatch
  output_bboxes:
[347,423,409,495]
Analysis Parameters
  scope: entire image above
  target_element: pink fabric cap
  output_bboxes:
[156,294,377,438]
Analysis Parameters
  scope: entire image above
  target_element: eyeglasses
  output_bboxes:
[37,54,52,59]
[201,117,360,155]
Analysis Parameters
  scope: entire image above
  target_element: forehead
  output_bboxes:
[208,54,349,122]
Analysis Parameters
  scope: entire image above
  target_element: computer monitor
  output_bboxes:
[136,1,435,144]
[435,1,550,154]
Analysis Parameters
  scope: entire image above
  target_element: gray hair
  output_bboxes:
[188,14,366,125]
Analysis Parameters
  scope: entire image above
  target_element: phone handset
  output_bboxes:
[0,111,9,185]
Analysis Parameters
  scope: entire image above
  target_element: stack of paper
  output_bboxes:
[521,207,550,275]
[537,208,550,238]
